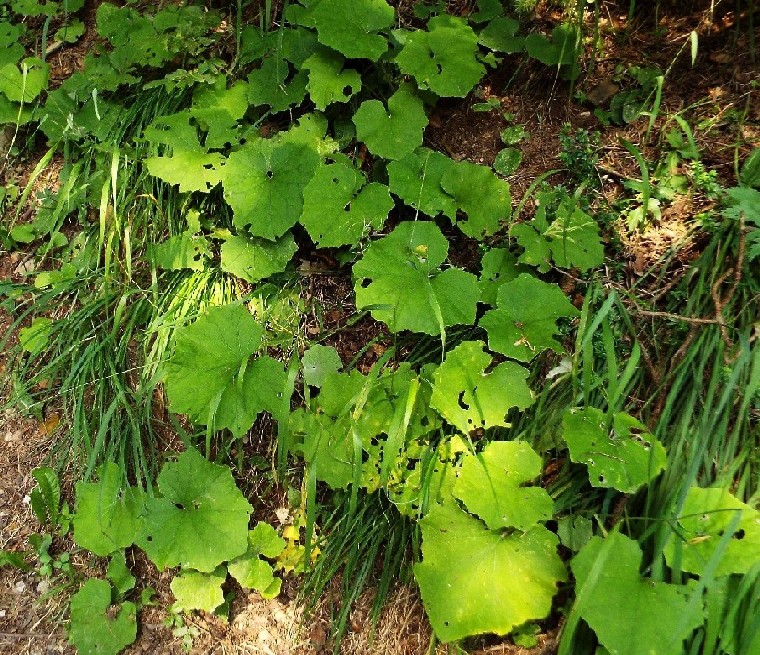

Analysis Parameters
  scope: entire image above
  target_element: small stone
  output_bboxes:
[37,579,50,594]
[586,78,619,107]
[14,580,26,593]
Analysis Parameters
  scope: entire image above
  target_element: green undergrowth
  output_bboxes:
[0,1,758,654]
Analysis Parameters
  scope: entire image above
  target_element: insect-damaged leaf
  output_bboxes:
[300,161,393,247]
[137,449,252,572]
[387,147,458,219]
[305,0,394,61]
[414,499,566,642]
[353,221,479,335]
[430,340,533,433]
[143,111,224,193]
[480,273,579,362]
[228,522,286,598]
[395,15,484,97]
[223,140,321,240]
[303,48,362,111]
[562,407,667,493]
[663,486,760,577]
[453,441,553,531]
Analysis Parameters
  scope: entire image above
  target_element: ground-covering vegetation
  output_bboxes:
[0,0,758,653]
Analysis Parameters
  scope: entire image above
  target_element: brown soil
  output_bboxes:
[1,1,758,654]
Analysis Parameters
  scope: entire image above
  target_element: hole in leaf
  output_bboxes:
[360,278,371,289]
[342,85,353,96]
[333,178,340,184]
[734,529,746,540]
[266,170,274,179]
[457,391,470,411]
[598,475,605,483]
[146,535,153,542]
[203,163,214,170]
[343,204,351,212]
[406,459,417,470]
[175,503,185,510]
[435,64,443,74]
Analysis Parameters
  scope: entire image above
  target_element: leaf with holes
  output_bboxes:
[300,161,393,247]
[440,159,511,238]
[511,195,603,272]
[480,273,579,362]
[306,0,394,60]
[247,54,308,113]
[562,408,667,493]
[453,441,553,531]
[220,233,297,283]
[571,532,703,655]
[228,522,286,598]
[353,84,428,160]
[395,15,484,98]
[152,231,211,272]
[303,48,361,111]
[73,463,145,557]
[353,221,479,335]
[386,148,458,218]
[288,408,355,489]
[136,449,252,572]
[171,565,226,613]
[414,499,566,642]
[430,341,533,433]
[663,487,760,577]
[223,140,321,240]
[69,578,137,655]
[143,112,224,193]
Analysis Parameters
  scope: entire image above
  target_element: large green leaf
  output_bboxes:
[300,161,393,247]
[222,140,321,240]
[73,463,145,557]
[571,532,703,655]
[480,273,579,362]
[0,58,49,103]
[170,565,226,613]
[303,48,361,111]
[69,579,137,655]
[353,221,479,335]
[307,0,394,60]
[663,487,760,577]
[414,500,566,642]
[137,449,252,572]
[386,147,458,219]
[453,441,553,531]
[143,112,224,193]
[353,84,428,160]
[163,303,261,425]
[395,15,484,97]
[228,522,286,599]
[511,194,603,272]
[220,232,297,283]
[430,341,533,433]
[439,159,511,238]
[478,247,520,306]
[478,16,524,53]
[562,408,667,493]
[247,55,308,112]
